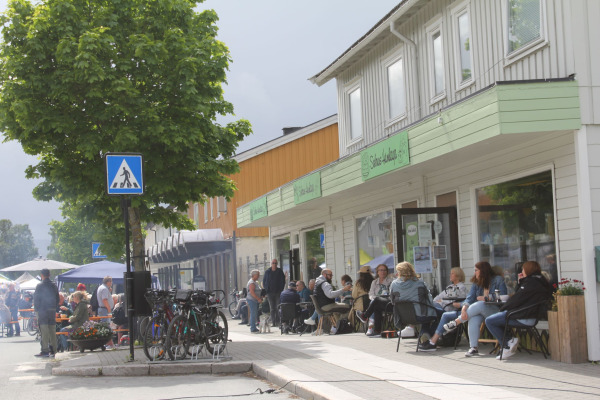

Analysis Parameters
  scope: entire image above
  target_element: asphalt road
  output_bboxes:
[0,334,298,400]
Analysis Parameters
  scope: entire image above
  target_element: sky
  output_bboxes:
[0,0,400,257]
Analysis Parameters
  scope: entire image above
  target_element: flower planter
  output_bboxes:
[69,337,111,353]
[548,295,588,363]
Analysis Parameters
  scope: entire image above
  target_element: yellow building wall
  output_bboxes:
[188,123,339,238]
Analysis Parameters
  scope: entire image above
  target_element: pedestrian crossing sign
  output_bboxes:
[92,242,107,259]
[105,153,144,195]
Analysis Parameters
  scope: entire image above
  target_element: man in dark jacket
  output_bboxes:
[263,258,285,326]
[5,283,20,337]
[33,268,60,358]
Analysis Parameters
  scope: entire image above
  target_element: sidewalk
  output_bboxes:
[52,319,600,400]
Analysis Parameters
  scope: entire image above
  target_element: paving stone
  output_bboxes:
[149,362,212,375]
[211,361,252,374]
[102,364,149,376]
[52,366,101,376]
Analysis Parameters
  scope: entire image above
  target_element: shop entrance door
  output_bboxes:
[395,207,459,296]
[287,248,300,282]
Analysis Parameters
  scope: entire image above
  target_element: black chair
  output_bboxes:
[278,303,299,334]
[498,299,550,360]
[392,292,439,352]
[349,294,370,333]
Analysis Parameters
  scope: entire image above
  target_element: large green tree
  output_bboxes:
[0,219,38,268]
[0,0,251,269]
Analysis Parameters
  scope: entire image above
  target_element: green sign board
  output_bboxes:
[360,131,409,180]
[294,172,322,205]
[250,197,268,221]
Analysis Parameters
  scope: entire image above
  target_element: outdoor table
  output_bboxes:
[442,297,465,302]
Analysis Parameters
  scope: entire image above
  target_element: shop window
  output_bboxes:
[356,211,394,269]
[506,0,543,54]
[303,228,325,281]
[476,171,557,293]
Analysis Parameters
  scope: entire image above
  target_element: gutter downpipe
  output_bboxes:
[390,21,421,120]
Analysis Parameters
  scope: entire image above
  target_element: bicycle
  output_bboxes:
[228,288,243,318]
[26,315,39,337]
[142,289,176,361]
[165,289,228,360]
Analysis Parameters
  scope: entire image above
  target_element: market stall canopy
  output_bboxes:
[0,257,79,272]
[19,278,41,291]
[0,273,12,283]
[14,272,37,284]
[148,229,232,264]
[56,260,158,287]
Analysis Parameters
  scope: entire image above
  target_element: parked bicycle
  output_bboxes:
[165,289,228,360]
[142,289,177,361]
[228,288,246,318]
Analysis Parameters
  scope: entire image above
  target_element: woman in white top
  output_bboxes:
[356,264,394,336]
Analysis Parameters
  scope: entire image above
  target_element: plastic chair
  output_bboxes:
[498,299,550,360]
[392,292,439,352]
[309,295,337,335]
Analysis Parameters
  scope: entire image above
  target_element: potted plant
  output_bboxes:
[548,278,587,363]
[69,320,113,352]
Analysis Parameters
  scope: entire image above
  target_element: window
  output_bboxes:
[452,2,473,89]
[426,19,445,103]
[210,197,214,220]
[476,170,557,292]
[356,210,394,270]
[385,56,406,122]
[193,203,199,226]
[507,0,542,54]
[346,82,363,142]
[204,202,208,223]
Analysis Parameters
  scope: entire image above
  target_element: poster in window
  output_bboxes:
[433,245,447,260]
[419,223,432,243]
[414,246,433,273]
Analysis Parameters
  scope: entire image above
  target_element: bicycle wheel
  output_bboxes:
[166,315,191,360]
[205,310,228,355]
[138,316,151,344]
[27,317,39,336]
[228,300,238,317]
[143,316,168,361]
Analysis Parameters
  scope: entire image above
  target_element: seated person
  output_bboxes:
[485,261,552,360]
[389,261,437,337]
[18,292,34,318]
[56,292,73,330]
[58,291,89,352]
[232,288,247,320]
[339,275,353,305]
[432,267,468,313]
[296,280,311,303]
[348,265,373,326]
[310,268,351,334]
[419,261,507,354]
[279,281,301,333]
[355,264,393,336]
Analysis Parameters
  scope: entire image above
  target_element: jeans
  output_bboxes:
[466,301,502,348]
[485,311,532,347]
[266,293,280,325]
[248,299,259,331]
[58,327,72,350]
[8,308,20,335]
[363,297,391,332]
[434,310,460,336]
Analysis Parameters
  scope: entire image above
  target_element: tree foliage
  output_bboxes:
[0,219,38,268]
[0,0,251,265]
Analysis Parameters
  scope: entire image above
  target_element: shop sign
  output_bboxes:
[294,172,322,204]
[360,131,409,181]
[250,197,268,221]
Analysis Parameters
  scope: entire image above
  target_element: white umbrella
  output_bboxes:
[19,278,41,291]
[1,257,79,272]
[14,272,37,284]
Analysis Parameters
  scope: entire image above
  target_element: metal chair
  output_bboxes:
[392,292,439,352]
[309,295,337,335]
[349,294,370,332]
[498,299,550,360]
[278,303,299,334]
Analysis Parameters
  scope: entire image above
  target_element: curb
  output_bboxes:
[52,361,252,377]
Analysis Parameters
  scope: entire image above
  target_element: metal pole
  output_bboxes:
[122,197,135,361]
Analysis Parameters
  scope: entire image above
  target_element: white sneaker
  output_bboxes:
[401,326,416,338]
[496,347,515,360]
[366,327,374,336]
[330,326,337,335]
[507,337,519,353]
[304,318,316,326]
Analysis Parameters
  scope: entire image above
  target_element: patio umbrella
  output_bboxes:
[364,254,395,273]
[0,257,79,272]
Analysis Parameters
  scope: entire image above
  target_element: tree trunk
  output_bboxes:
[128,206,145,272]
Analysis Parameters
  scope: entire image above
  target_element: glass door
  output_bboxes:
[395,207,459,296]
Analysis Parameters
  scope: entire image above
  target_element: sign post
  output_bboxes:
[105,152,144,361]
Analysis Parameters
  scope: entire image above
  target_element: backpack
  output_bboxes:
[90,288,99,313]
[112,303,127,326]
[335,318,353,334]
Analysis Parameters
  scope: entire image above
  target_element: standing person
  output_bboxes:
[33,268,59,357]
[5,283,21,337]
[263,258,285,326]
[308,257,321,280]
[97,276,115,348]
[247,269,262,333]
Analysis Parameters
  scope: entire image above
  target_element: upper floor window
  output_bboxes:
[426,18,445,103]
[385,55,406,122]
[217,196,227,216]
[507,0,542,54]
[452,2,473,89]
[345,80,363,142]
[204,202,208,223]
[210,197,214,220]
[193,203,199,226]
